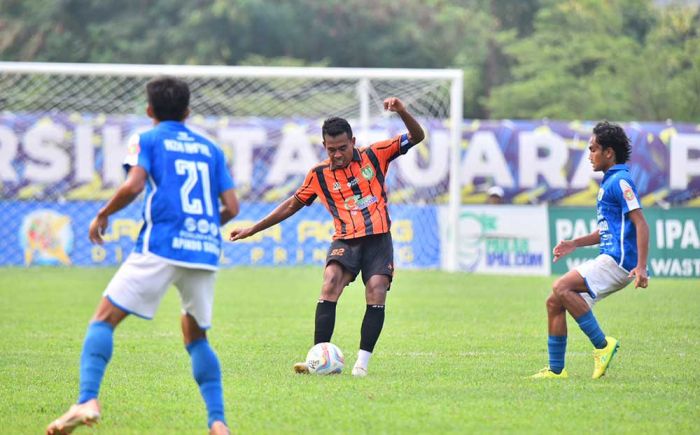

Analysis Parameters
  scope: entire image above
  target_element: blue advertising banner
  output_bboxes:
[1,114,699,205]
[1,201,440,269]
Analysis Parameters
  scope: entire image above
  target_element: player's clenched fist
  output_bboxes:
[229,227,255,241]
[383,97,405,113]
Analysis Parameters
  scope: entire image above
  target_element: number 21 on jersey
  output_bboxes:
[175,159,213,216]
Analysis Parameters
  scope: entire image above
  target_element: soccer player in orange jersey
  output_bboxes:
[230,97,424,376]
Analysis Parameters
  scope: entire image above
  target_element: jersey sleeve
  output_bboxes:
[616,178,641,214]
[370,133,416,165]
[216,148,235,192]
[122,133,151,174]
[293,168,318,206]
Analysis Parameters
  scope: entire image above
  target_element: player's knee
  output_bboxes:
[365,281,389,303]
[546,293,562,311]
[551,279,569,299]
[91,298,127,327]
[181,314,207,344]
[321,274,345,295]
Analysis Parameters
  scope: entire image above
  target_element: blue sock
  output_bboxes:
[575,311,607,349]
[187,339,226,428]
[547,336,567,374]
[78,321,114,404]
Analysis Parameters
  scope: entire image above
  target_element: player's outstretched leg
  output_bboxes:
[293,299,338,374]
[46,319,115,434]
[314,299,337,344]
[187,338,228,432]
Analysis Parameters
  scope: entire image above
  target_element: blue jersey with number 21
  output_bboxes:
[123,121,234,270]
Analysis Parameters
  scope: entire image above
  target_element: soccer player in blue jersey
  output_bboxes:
[46,77,239,435]
[530,121,649,379]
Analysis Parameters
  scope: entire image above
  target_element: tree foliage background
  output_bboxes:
[1,0,699,121]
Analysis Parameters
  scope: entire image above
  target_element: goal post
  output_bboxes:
[0,62,463,271]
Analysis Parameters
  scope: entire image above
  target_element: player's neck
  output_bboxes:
[601,161,617,173]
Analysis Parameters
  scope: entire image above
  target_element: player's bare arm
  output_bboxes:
[383,97,425,143]
[627,209,649,288]
[552,230,601,263]
[219,188,240,225]
[89,166,147,245]
[229,195,304,241]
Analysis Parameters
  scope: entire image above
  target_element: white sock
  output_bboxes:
[355,349,372,369]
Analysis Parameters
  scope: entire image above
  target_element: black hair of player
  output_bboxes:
[322,117,353,140]
[146,76,190,121]
[593,121,631,163]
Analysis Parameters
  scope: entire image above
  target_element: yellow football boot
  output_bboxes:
[592,336,619,379]
[529,367,569,379]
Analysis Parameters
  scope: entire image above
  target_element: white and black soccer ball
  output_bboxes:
[305,342,344,375]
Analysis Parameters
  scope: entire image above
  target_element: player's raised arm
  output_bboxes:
[89,166,147,245]
[627,209,649,288]
[552,230,600,263]
[383,97,424,144]
[229,195,304,241]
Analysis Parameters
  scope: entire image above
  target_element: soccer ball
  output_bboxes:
[305,342,344,375]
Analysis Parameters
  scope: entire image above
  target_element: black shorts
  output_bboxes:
[326,232,394,286]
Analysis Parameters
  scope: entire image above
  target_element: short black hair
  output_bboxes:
[146,76,190,121]
[322,117,353,139]
[593,121,631,163]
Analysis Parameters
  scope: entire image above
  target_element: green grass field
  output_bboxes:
[1,267,698,434]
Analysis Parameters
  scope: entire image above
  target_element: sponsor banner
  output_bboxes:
[1,114,699,205]
[440,205,551,275]
[0,201,439,269]
[549,207,700,278]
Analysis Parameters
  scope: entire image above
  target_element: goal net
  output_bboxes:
[0,62,463,270]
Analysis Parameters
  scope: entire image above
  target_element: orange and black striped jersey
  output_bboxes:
[294,133,417,240]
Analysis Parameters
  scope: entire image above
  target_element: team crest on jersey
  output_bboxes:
[360,164,375,181]
[127,142,140,155]
[124,134,141,166]
[619,179,640,210]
